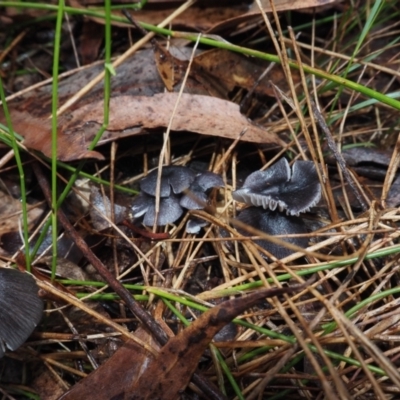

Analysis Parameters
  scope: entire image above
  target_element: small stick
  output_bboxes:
[122,219,170,240]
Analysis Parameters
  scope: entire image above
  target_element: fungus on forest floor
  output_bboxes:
[0,269,43,357]
[232,158,321,216]
[131,166,223,230]
[232,158,321,258]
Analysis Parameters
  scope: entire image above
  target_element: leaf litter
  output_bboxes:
[0,45,287,161]
[1,1,400,400]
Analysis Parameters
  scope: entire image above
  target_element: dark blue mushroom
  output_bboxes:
[0,269,43,357]
[236,207,309,259]
[132,167,223,228]
[180,172,224,210]
[140,166,196,197]
[232,158,321,216]
[131,192,183,226]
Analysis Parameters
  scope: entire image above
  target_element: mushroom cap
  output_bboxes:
[186,218,208,234]
[179,188,208,210]
[140,166,196,197]
[232,158,321,216]
[0,269,43,357]
[193,172,224,191]
[180,172,224,210]
[236,207,308,259]
[90,186,127,231]
[131,192,183,226]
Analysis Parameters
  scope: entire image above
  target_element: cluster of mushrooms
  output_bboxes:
[131,166,224,233]
[130,158,321,260]
[0,159,322,357]
[232,158,321,258]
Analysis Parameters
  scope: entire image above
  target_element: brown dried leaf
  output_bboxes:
[5,49,165,120]
[209,0,341,32]
[0,191,43,235]
[79,20,103,65]
[59,328,160,400]
[31,369,66,400]
[76,2,250,31]
[153,43,188,92]
[5,93,282,161]
[74,0,339,32]
[1,48,282,161]
[63,93,284,155]
[193,48,301,96]
[123,286,299,400]
[248,0,340,12]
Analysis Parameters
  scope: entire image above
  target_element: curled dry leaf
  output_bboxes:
[5,94,282,162]
[1,45,283,161]
[121,285,303,400]
[59,328,160,400]
[65,93,283,157]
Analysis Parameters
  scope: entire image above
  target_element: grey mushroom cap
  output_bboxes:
[90,186,127,231]
[185,218,208,234]
[131,192,183,226]
[232,158,321,216]
[193,172,224,191]
[180,172,224,210]
[140,166,196,197]
[236,207,308,259]
[0,269,43,357]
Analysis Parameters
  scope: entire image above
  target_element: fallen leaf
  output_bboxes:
[122,285,300,400]
[1,48,283,161]
[209,0,341,32]
[153,42,188,92]
[73,0,340,32]
[73,1,251,31]
[0,190,43,235]
[79,20,103,65]
[64,93,284,154]
[248,0,340,12]
[31,369,66,400]
[5,93,282,162]
[59,328,160,400]
[5,49,165,120]
[193,48,300,97]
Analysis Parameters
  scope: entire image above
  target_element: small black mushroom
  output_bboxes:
[236,207,309,259]
[180,172,224,210]
[90,186,127,231]
[0,269,43,357]
[232,158,321,216]
[185,217,208,234]
[131,167,223,228]
[131,192,183,226]
[140,166,196,197]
